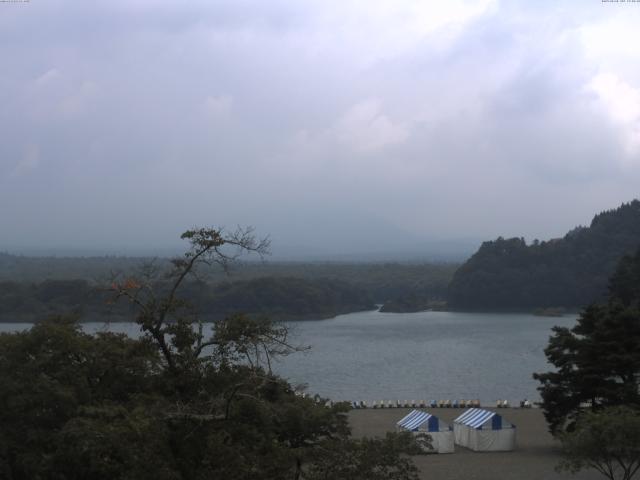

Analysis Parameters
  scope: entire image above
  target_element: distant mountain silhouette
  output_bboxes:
[448,200,640,310]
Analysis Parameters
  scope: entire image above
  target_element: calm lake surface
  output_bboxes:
[0,310,577,404]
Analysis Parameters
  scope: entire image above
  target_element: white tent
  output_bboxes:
[453,408,516,452]
[397,409,454,453]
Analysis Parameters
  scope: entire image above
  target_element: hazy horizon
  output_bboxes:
[2,236,481,261]
[2,1,640,255]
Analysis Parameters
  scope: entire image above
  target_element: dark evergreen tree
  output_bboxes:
[533,247,640,434]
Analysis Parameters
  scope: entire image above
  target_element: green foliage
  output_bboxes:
[0,227,424,479]
[449,200,640,310]
[0,316,161,479]
[534,248,640,434]
[557,406,640,480]
[0,313,421,480]
[305,432,423,480]
[609,249,640,308]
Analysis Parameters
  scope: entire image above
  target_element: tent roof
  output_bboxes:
[397,410,435,431]
[454,408,498,429]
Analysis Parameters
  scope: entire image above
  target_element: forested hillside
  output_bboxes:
[448,200,640,310]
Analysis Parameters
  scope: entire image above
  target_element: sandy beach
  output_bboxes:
[349,408,601,480]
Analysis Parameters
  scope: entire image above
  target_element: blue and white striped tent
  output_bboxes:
[453,408,516,451]
[397,410,454,453]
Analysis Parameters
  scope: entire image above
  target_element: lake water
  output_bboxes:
[0,310,577,404]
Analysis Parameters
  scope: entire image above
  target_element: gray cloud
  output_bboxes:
[1,0,640,256]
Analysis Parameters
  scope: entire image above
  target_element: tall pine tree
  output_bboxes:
[534,247,640,434]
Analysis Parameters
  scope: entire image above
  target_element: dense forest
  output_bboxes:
[448,200,640,310]
[0,259,456,321]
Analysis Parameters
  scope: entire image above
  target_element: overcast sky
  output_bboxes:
[1,0,640,256]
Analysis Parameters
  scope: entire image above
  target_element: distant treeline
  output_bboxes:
[0,262,457,321]
[448,200,640,310]
[4,201,640,317]
[0,277,373,322]
[190,277,376,320]
[0,254,455,287]
[0,254,152,283]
